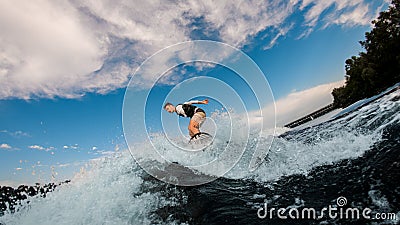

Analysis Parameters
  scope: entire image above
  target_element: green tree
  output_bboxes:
[332,0,400,108]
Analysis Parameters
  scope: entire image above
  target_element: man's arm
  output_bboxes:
[184,99,209,105]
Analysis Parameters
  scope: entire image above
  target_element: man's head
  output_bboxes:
[164,102,175,113]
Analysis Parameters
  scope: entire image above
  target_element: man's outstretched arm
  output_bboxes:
[184,99,209,105]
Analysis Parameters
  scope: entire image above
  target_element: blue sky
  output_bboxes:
[0,0,390,186]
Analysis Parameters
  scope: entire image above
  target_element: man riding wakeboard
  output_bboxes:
[164,99,209,139]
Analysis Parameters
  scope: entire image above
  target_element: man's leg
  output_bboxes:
[189,112,206,137]
[188,119,200,137]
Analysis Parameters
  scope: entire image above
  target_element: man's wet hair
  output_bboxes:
[164,102,173,109]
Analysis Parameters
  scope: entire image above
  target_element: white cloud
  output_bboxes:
[28,145,45,150]
[28,144,55,151]
[263,23,295,50]
[0,143,12,149]
[63,144,78,150]
[251,80,345,128]
[0,0,386,99]
[183,0,296,46]
[0,0,106,99]
[299,0,378,36]
[0,130,30,137]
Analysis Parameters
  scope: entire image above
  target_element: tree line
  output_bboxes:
[332,0,400,108]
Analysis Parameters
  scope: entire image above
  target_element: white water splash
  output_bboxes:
[1,89,398,224]
[0,152,172,225]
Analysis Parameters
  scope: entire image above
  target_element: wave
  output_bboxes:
[1,88,398,224]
